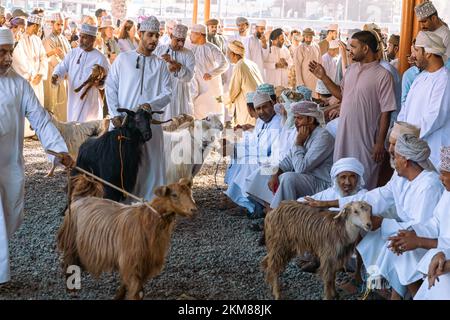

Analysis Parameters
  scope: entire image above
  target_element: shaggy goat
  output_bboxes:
[57,176,197,300]
[163,114,223,184]
[47,115,110,177]
[75,107,163,201]
[262,201,372,300]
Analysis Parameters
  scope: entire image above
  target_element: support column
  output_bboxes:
[399,0,423,74]
[192,0,198,24]
[204,0,210,22]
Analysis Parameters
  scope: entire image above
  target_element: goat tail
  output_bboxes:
[57,206,79,271]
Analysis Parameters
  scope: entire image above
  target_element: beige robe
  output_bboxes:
[226,59,263,126]
[43,32,71,121]
[294,43,321,97]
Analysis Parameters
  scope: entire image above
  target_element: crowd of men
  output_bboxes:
[1,0,450,300]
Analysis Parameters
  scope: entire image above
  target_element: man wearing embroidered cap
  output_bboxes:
[223,91,282,217]
[415,1,450,59]
[51,23,109,123]
[154,24,195,121]
[42,12,71,121]
[294,28,321,97]
[206,18,226,54]
[318,23,338,56]
[224,40,263,127]
[0,27,73,284]
[106,16,171,201]
[414,146,450,300]
[12,14,48,137]
[398,31,450,170]
[187,23,229,120]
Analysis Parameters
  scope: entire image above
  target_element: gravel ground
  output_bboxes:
[0,140,362,300]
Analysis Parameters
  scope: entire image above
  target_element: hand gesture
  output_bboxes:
[328,108,340,120]
[308,60,326,80]
[268,175,279,194]
[372,142,385,163]
[388,230,420,255]
[428,252,447,289]
[296,126,312,146]
[303,197,330,208]
[161,53,171,63]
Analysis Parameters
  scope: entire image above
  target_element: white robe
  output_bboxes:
[322,53,340,84]
[434,25,450,58]
[340,171,444,297]
[53,47,109,123]
[0,69,68,283]
[154,45,196,122]
[263,46,292,88]
[186,42,229,121]
[225,114,282,213]
[246,35,267,80]
[106,50,172,201]
[414,248,450,300]
[397,67,450,169]
[12,33,49,138]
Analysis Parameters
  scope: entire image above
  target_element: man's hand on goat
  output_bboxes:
[303,197,334,208]
[371,216,383,231]
[428,252,447,289]
[168,61,182,73]
[388,230,420,255]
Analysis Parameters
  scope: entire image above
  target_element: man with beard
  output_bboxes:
[294,28,321,96]
[306,123,443,299]
[105,16,172,201]
[309,31,397,190]
[43,13,71,121]
[415,1,450,62]
[0,27,73,284]
[246,20,268,80]
[264,28,292,87]
[206,19,226,54]
[318,24,338,56]
[398,31,450,170]
[154,24,195,121]
[387,34,400,69]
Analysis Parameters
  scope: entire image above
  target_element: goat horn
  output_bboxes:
[151,119,172,125]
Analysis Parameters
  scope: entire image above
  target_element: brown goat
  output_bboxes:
[262,201,372,300]
[57,176,197,300]
[74,64,107,100]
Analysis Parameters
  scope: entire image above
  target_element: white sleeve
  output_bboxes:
[209,46,229,78]
[105,56,121,117]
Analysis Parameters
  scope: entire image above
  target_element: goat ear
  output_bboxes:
[117,108,136,117]
[179,178,193,188]
[154,186,171,198]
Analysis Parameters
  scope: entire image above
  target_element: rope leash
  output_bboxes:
[46,150,159,216]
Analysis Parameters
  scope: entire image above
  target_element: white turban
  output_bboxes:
[256,20,267,27]
[0,28,14,45]
[253,92,272,108]
[236,17,248,25]
[329,39,340,49]
[395,134,436,171]
[166,19,177,29]
[51,13,63,22]
[327,24,339,31]
[246,92,255,104]
[330,157,366,193]
[415,31,447,59]
[139,16,160,33]
[191,24,207,34]
[390,121,420,141]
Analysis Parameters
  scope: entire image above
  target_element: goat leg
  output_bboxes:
[46,162,57,178]
[80,83,94,100]
[114,284,127,300]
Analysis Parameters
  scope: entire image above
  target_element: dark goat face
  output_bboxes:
[117,108,153,142]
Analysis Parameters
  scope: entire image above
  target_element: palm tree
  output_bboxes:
[111,0,128,20]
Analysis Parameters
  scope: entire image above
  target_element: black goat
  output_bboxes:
[74,108,163,202]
